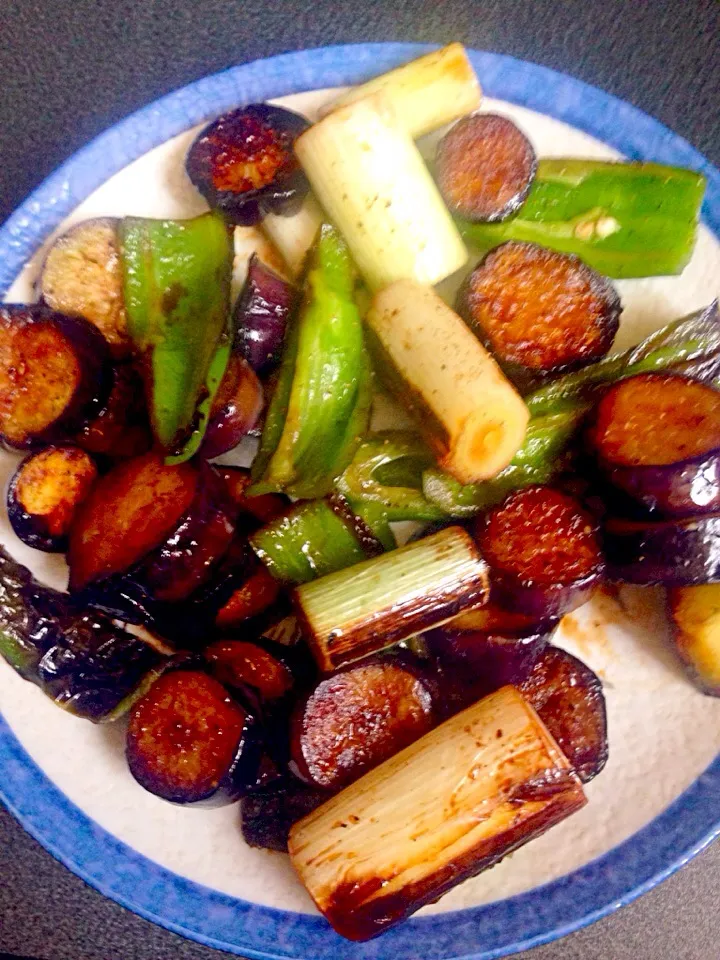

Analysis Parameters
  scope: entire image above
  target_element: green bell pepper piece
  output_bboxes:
[336,431,448,522]
[250,223,371,499]
[250,498,395,585]
[120,212,233,463]
[457,159,706,278]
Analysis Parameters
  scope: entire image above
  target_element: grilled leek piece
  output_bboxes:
[289,685,586,941]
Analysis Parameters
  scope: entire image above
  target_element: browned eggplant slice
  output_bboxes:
[0,305,111,449]
[214,561,282,629]
[458,241,621,383]
[201,354,264,459]
[289,656,435,792]
[520,645,608,783]
[604,511,720,585]
[668,585,720,696]
[74,361,152,460]
[186,104,310,225]
[39,217,131,355]
[588,373,720,517]
[436,113,537,222]
[204,638,296,702]
[8,446,98,552]
[126,668,259,804]
[475,485,605,619]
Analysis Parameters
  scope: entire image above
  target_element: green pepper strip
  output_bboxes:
[250,223,371,499]
[120,212,233,463]
[457,159,706,279]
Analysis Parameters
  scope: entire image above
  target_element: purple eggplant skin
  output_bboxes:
[488,570,602,622]
[139,462,237,604]
[200,354,264,459]
[599,452,720,519]
[0,305,111,450]
[186,104,310,226]
[233,255,297,374]
[604,512,720,585]
[424,627,551,717]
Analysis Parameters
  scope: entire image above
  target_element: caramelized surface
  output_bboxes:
[14,447,97,537]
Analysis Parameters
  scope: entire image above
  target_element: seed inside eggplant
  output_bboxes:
[8,446,98,553]
[520,645,608,783]
[186,104,311,226]
[458,241,621,383]
[126,668,258,804]
[436,113,537,222]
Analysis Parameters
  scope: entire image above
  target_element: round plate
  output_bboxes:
[1,43,719,960]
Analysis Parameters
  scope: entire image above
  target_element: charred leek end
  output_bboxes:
[120,212,233,463]
[261,194,324,278]
[295,97,468,291]
[668,585,720,696]
[250,498,393,586]
[422,409,584,517]
[319,43,482,139]
[250,224,372,498]
[458,158,706,279]
[336,431,449,522]
[367,281,529,484]
[289,685,586,941]
[525,300,720,417]
[294,526,489,672]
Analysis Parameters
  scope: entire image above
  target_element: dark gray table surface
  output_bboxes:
[0,2,718,958]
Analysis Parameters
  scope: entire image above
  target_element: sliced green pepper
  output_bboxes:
[336,431,448,522]
[250,224,371,499]
[250,498,395,585]
[457,159,706,278]
[120,212,233,463]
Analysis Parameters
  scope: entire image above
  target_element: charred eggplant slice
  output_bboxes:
[0,305,111,449]
[520,646,608,783]
[436,114,537,222]
[214,561,282,629]
[475,486,605,619]
[289,657,435,792]
[459,241,621,383]
[217,465,289,526]
[39,217,131,355]
[204,638,296,702]
[186,104,310,225]
[126,668,259,804]
[233,254,297,374]
[0,547,168,722]
[8,446,98,552]
[588,373,720,517]
[201,354,264,459]
[74,361,152,460]
[668,585,720,696]
[604,511,720,585]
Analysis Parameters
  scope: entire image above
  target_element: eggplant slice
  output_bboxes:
[668,585,720,696]
[459,241,621,383]
[520,645,608,783]
[0,305,111,449]
[201,354,264,459]
[233,254,297,374]
[8,446,98,552]
[74,360,152,461]
[126,668,258,804]
[436,113,537,222]
[588,373,720,517]
[186,104,310,225]
[475,485,605,620]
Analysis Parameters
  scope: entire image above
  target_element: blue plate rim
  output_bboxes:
[0,42,719,960]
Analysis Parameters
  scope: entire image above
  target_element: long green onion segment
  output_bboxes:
[525,300,720,416]
[250,223,372,499]
[294,526,489,673]
[422,301,720,518]
[336,431,448,523]
[422,409,583,518]
[250,498,395,587]
[120,212,233,464]
[457,159,706,279]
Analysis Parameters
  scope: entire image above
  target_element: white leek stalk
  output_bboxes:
[294,96,468,291]
[320,43,482,139]
[289,685,586,941]
[367,280,529,483]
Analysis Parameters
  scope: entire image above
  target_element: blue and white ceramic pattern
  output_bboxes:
[0,44,719,960]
